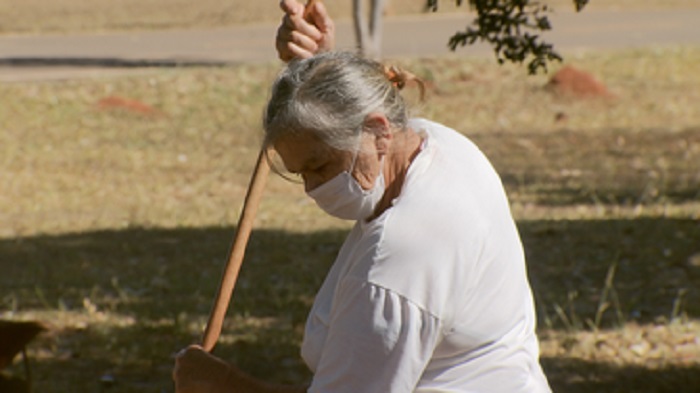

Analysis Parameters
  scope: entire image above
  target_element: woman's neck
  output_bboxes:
[369,128,424,221]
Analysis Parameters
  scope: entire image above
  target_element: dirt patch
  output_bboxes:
[546,65,613,99]
[97,96,163,116]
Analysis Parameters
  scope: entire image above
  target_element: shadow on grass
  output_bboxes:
[1,216,698,391]
[11,317,311,392]
[542,357,700,393]
[521,218,700,328]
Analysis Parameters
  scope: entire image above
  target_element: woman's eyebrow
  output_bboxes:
[298,144,335,173]
[299,155,324,173]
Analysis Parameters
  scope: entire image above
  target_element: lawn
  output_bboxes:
[1,0,698,35]
[1,1,700,392]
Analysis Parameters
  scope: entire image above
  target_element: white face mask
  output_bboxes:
[307,153,385,220]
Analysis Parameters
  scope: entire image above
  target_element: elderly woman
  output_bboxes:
[173,1,551,392]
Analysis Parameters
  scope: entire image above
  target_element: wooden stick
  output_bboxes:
[201,149,271,352]
[200,0,321,353]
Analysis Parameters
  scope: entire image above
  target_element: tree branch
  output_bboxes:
[426,0,588,74]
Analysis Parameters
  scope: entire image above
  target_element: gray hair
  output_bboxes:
[263,51,409,153]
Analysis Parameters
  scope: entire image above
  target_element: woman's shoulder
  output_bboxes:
[408,118,491,167]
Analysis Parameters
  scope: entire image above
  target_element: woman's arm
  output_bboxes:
[173,345,308,393]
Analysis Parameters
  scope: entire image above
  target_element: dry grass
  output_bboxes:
[0,0,453,35]
[1,45,699,391]
[1,0,698,35]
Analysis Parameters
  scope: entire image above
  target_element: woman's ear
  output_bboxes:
[363,113,392,155]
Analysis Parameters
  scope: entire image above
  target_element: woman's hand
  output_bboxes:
[173,345,236,393]
[173,345,307,393]
[276,0,335,62]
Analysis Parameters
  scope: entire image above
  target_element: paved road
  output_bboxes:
[1,8,699,82]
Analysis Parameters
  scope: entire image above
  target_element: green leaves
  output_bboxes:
[427,0,589,74]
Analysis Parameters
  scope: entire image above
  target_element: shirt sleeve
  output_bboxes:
[308,277,442,393]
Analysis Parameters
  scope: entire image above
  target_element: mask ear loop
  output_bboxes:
[349,130,386,192]
[348,130,364,173]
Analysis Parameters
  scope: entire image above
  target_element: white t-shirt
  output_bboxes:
[301,119,551,392]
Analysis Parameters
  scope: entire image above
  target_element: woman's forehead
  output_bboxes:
[274,132,327,156]
[274,132,336,171]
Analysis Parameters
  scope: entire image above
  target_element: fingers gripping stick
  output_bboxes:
[200,0,322,353]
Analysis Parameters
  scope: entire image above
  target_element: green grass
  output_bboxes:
[1,47,699,391]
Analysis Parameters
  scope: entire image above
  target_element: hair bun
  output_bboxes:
[383,65,425,100]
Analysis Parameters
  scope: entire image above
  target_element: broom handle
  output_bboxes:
[200,0,322,353]
[201,149,271,352]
